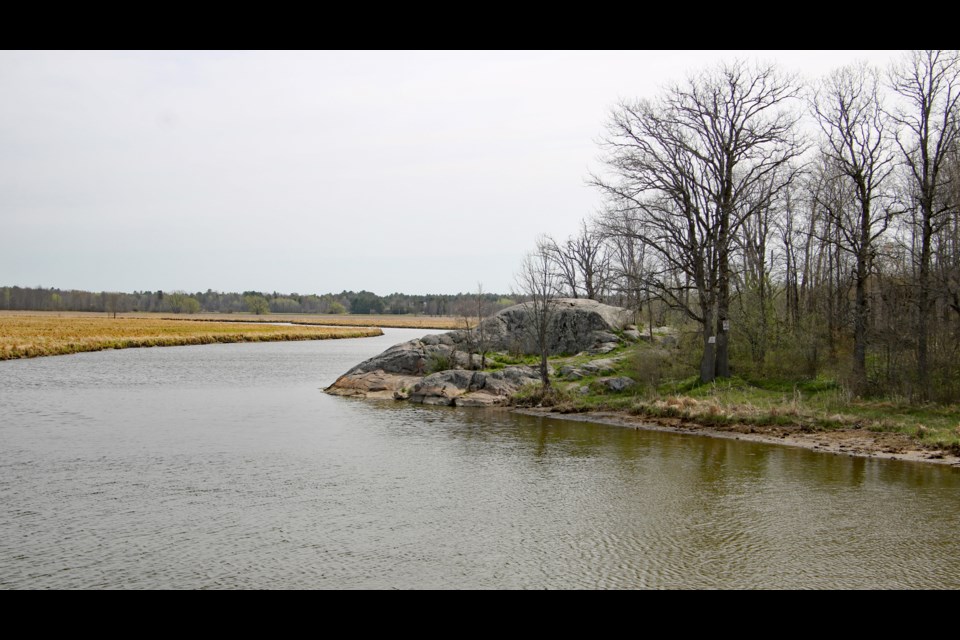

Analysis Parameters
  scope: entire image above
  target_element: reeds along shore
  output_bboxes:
[0,314,382,360]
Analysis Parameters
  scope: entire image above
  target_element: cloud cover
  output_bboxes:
[0,50,897,294]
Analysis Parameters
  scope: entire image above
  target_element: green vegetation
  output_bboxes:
[518,51,960,408]
[244,294,270,315]
[510,335,960,454]
[0,285,517,318]
[426,352,454,374]
[487,352,540,367]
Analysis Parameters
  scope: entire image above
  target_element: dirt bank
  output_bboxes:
[514,408,960,467]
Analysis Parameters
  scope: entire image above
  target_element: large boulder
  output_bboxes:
[325,298,631,404]
[479,298,631,356]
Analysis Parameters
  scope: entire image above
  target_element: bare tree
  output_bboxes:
[539,220,611,301]
[595,109,722,383]
[887,50,960,394]
[812,62,898,393]
[475,282,490,369]
[733,170,792,370]
[594,60,803,382]
[516,247,561,388]
[567,220,610,301]
[601,205,655,328]
[538,235,580,299]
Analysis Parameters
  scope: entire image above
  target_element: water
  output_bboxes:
[2,329,959,589]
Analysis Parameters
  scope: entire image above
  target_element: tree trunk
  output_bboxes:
[647,296,654,342]
[716,229,731,379]
[917,204,933,398]
[700,309,716,383]
[852,211,871,395]
[540,351,551,389]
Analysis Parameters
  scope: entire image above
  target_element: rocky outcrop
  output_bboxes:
[325,298,632,405]
[326,370,424,400]
[399,366,543,407]
[479,298,631,356]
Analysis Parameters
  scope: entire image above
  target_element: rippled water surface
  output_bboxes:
[2,329,960,589]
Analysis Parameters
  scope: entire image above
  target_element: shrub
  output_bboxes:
[426,352,453,373]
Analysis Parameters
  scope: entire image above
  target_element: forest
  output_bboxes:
[0,286,516,320]
[522,51,959,402]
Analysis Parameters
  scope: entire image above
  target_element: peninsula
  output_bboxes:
[327,300,960,467]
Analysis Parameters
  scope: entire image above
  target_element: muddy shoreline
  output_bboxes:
[513,407,960,468]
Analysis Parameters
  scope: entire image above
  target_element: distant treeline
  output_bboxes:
[0,286,517,317]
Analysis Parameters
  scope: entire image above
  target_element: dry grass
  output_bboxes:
[161,313,470,330]
[0,310,469,329]
[0,314,382,360]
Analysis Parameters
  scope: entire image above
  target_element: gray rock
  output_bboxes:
[325,299,633,402]
[455,392,502,407]
[478,298,631,356]
[592,331,620,344]
[623,328,641,341]
[590,342,620,354]
[482,366,542,396]
[338,338,427,377]
[582,358,619,374]
[558,365,585,380]
[602,376,637,392]
[437,332,457,346]
[409,369,475,404]
[403,367,540,405]
[325,370,423,400]
[644,326,679,348]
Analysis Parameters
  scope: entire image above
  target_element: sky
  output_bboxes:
[0,50,902,296]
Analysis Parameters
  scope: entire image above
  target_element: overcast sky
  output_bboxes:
[0,50,900,295]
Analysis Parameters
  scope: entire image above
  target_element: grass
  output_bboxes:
[506,340,960,453]
[0,314,382,360]
[487,352,540,367]
[0,310,468,330]
[156,312,468,330]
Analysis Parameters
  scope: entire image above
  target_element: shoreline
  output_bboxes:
[513,407,960,468]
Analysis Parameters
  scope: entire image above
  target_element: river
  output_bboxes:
[2,328,959,589]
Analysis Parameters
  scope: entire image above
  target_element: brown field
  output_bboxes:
[0,313,383,360]
[0,310,469,330]
[154,312,470,330]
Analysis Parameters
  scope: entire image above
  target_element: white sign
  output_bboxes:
[708,336,716,344]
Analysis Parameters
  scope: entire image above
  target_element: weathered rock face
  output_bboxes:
[325,298,632,405]
[479,298,632,356]
[402,366,543,406]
